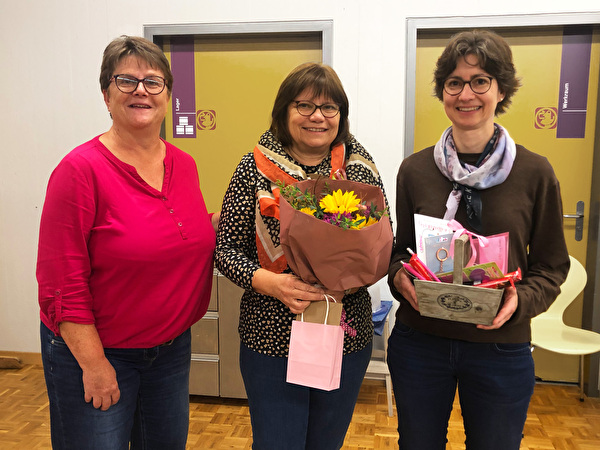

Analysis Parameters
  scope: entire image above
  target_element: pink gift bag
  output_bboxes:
[286,296,344,391]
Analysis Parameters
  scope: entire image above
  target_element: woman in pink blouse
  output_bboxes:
[36,35,216,450]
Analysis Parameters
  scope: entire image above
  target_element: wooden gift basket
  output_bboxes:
[414,235,503,325]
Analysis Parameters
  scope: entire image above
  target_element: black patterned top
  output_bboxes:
[215,130,389,357]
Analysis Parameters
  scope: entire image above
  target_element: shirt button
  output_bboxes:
[162,197,167,201]
[170,209,174,214]
[178,222,183,227]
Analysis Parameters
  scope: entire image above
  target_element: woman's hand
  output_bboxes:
[477,286,518,330]
[81,357,121,411]
[393,267,419,311]
[252,269,326,314]
[210,211,221,233]
[59,322,121,411]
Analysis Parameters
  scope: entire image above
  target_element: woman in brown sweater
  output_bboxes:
[387,30,569,449]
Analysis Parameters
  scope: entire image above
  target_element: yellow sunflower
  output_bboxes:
[350,214,378,230]
[319,189,360,214]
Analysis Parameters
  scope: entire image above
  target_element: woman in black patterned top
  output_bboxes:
[215,63,389,450]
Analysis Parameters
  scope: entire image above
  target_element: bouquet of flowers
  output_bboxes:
[279,177,393,291]
[278,181,386,230]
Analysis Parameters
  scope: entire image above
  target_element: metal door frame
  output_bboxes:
[143,20,332,65]
[142,20,332,397]
[405,12,600,397]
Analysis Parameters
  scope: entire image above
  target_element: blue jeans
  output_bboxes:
[240,341,372,450]
[387,321,534,450]
[40,322,191,450]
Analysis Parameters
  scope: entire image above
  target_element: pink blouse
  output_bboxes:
[37,136,215,348]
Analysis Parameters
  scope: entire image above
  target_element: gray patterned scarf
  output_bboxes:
[433,124,516,232]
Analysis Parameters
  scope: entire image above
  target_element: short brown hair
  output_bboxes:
[99,35,173,95]
[270,63,350,148]
[433,29,521,115]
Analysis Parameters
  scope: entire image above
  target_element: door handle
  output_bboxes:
[563,201,584,241]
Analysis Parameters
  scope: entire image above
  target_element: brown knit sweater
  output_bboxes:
[387,144,569,343]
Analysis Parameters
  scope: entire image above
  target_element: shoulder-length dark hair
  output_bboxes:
[433,29,521,115]
[270,62,350,147]
[99,35,173,95]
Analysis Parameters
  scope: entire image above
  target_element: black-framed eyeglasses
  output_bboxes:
[443,76,494,96]
[293,101,340,118]
[111,74,166,95]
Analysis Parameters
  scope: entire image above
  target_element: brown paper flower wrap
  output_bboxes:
[279,178,393,291]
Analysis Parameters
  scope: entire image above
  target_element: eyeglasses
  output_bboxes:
[443,76,494,96]
[111,74,166,95]
[293,101,340,118]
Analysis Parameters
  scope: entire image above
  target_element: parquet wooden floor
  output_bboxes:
[1,364,599,449]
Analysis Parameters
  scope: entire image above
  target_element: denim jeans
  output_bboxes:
[40,322,191,450]
[239,341,372,450]
[387,321,534,450]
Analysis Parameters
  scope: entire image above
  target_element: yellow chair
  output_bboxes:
[531,255,600,401]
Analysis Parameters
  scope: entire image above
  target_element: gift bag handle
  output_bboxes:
[300,294,337,324]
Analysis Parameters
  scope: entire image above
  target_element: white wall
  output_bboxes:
[2,0,599,353]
